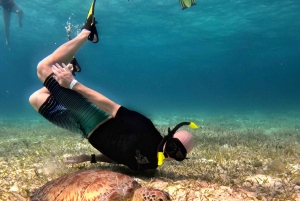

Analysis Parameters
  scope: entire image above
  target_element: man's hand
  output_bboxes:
[52,63,75,89]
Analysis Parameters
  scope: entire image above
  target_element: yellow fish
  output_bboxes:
[179,0,197,10]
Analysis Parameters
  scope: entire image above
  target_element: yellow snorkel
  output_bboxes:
[157,121,198,166]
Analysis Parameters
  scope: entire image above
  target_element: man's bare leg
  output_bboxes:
[37,29,91,83]
[64,154,117,164]
[29,87,50,111]
[3,8,11,46]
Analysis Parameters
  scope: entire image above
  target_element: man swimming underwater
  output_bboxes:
[29,0,198,171]
[0,0,23,47]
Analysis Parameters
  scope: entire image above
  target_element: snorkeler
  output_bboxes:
[29,0,197,171]
[0,0,23,47]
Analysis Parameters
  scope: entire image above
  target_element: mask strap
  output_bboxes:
[157,121,198,166]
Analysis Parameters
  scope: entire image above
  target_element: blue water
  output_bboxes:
[0,0,300,119]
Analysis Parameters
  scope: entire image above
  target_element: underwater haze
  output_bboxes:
[0,0,300,119]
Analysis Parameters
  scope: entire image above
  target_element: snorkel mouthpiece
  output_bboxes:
[157,121,198,166]
[157,152,165,166]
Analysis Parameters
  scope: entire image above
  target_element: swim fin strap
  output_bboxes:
[70,57,81,76]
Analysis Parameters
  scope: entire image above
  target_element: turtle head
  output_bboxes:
[133,187,171,201]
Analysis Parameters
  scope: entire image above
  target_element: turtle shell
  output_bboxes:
[30,169,141,201]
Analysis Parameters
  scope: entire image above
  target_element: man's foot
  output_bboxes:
[6,38,10,46]
[64,154,91,163]
[82,0,98,43]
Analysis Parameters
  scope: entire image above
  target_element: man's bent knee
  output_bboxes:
[37,60,52,83]
[29,89,50,111]
[29,92,39,111]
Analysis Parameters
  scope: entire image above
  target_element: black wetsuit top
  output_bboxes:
[40,75,162,171]
[88,106,163,171]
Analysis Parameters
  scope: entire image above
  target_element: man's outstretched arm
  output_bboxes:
[52,63,121,117]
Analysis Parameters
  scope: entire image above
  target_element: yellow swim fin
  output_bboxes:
[179,0,196,10]
[87,0,96,26]
[82,0,98,43]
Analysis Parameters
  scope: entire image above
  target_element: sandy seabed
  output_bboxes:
[1,110,300,200]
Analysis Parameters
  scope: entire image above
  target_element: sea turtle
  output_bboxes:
[30,169,171,201]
